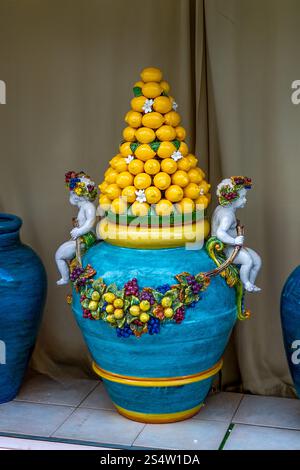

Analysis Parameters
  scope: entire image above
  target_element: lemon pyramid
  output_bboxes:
[98,67,210,219]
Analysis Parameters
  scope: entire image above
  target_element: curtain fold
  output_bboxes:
[0,0,297,396]
[204,0,299,396]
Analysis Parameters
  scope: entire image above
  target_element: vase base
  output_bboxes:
[114,403,204,424]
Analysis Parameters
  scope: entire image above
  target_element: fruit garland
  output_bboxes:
[68,262,210,338]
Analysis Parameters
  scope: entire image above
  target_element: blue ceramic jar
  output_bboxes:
[281,266,300,398]
[0,213,47,403]
[72,241,237,423]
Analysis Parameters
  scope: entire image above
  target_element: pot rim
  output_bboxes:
[0,213,22,234]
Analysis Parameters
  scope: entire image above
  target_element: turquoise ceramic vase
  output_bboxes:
[72,241,237,423]
[0,213,47,403]
[281,266,300,398]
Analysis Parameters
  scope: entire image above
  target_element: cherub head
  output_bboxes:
[65,171,97,206]
[216,176,252,208]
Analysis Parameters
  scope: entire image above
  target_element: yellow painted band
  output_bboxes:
[114,403,204,424]
[97,218,210,249]
[92,358,223,387]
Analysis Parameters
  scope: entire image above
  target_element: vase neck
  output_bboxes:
[0,214,22,250]
[0,230,21,249]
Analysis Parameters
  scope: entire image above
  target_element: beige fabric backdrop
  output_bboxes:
[0,0,299,395]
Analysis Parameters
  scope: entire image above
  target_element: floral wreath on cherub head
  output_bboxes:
[65,171,97,201]
[217,176,252,206]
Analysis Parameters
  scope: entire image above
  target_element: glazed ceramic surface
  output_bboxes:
[281,266,300,398]
[0,214,47,403]
[72,241,237,421]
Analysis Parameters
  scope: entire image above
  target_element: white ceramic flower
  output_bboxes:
[142,99,154,114]
[172,100,178,111]
[125,155,134,164]
[135,189,146,203]
[171,150,183,162]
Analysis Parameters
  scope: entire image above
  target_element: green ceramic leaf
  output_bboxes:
[150,141,161,152]
[185,293,197,305]
[81,299,90,309]
[92,310,100,320]
[172,139,180,150]
[117,317,126,328]
[130,295,140,306]
[185,285,193,296]
[85,288,95,299]
[152,291,163,303]
[127,315,137,324]
[172,300,183,311]
[92,277,103,288]
[124,299,131,311]
[164,290,178,302]
[133,86,143,97]
[107,283,118,295]
[130,142,140,153]
[116,288,125,299]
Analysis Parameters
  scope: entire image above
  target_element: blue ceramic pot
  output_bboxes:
[281,266,300,398]
[0,213,47,403]
[72,241,237,423]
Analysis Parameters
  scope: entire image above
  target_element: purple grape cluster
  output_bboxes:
[83,308,93,319]
[186,275,202,294]
[140,290,155,305]
[70,266,84,282]
[174,306,185,324]
[156,284,171,294]
[117,325,133,338]
[124,278,139,296]
[148,317,160,335]
[76,277,87,288]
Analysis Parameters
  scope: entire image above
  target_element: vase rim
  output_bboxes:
[0,213,22,234]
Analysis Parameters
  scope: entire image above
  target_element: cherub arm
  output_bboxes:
[216,216,244,246]
[70,203,96,240]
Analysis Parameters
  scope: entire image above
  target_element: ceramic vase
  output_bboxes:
[72,241,237,423]
[281,266,300,398]
[0,213,47,403]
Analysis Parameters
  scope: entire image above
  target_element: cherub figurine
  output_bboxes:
[55,171,97,285]
[211,176,261,292]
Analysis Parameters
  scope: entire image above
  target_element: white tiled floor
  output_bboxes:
[53,407,145,446]
[15,373,97,407]
[224,424,300,450]
[133,420,229,450]
[79,383,114,411]
[0,436,111,450]
[193,392,243,424]
[232,394,300,430]
[0,401,74,437]
[0,373,299,450]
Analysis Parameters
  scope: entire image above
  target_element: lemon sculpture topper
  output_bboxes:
[98,67,210,248]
